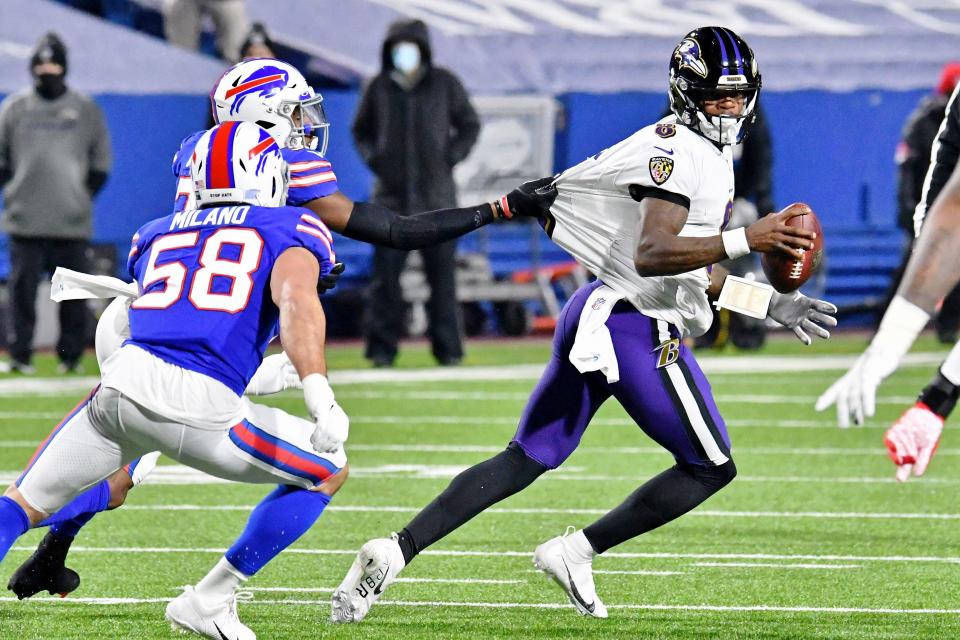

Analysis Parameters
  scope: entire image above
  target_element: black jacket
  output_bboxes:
[352,19,480,213]
[898,92,953,234]
[734,104,774,216]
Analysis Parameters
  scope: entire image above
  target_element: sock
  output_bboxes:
[0,496,31,562]
[400,443,547,565]
[565,529,597,563]
[584,460,737,554]
[37,480,110,538]
[223,484,332,577]
[919,370,960,419]
[195,557,249,608]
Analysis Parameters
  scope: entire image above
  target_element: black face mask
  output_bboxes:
[34,73,66,100]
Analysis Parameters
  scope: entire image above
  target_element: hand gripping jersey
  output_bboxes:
[125,203,336,395]
[172,130,339,213]
[548,116,734,338]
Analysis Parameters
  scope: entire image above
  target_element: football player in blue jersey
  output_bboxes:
[0,122,355,639]
[5,59,557,634]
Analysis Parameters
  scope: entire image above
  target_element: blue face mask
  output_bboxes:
[392,42,421,74]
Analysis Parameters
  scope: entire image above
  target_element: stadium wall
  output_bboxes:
[0,88,927,317]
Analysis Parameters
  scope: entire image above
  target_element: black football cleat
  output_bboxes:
[7,531,80,599]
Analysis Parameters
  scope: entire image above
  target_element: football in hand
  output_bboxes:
[760,202,824,293]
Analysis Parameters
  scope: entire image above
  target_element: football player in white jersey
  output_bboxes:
[331,27,838,622]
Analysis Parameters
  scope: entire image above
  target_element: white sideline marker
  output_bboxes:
[693,562,862,570]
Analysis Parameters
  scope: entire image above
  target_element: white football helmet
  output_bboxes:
[210,58,329,155]
[190,121,288,208]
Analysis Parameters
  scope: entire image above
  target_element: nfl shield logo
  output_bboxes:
[649,156,674,186]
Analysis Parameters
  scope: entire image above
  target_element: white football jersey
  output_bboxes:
[549,116,735,337]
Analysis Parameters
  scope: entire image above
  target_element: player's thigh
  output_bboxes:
[513,283,614,469]
[176,400,346,489]
[16,387,144,515]
[608,314,731,467]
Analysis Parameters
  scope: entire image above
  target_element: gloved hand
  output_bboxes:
[767,290,837,345]
[884,404,944,482]
[815,345,901,428]
[495,177,558,219]
[245,352,303,396]
[303,373,349,453]
[318,262,345,295]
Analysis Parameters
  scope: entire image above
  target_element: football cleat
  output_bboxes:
[7,531,81,599]
[165,586,256,640]
[330,534,405,623]
[533,528,608,618]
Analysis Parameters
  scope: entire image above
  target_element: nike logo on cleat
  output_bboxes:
[562,559,595,614]
[213,622,231,640]
[373,560,391,595]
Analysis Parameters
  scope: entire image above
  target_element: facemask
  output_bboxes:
[392,42,421,74]
[34,73,66,100]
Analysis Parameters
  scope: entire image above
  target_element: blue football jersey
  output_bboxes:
[171,131,339,213]
[125,204,336,395]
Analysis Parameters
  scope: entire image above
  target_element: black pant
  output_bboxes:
[364,240,462,363]
[8,236,89,365]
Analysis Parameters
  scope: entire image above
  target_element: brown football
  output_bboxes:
[760,202,824,293]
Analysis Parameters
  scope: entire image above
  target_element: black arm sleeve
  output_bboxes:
[342,201,496,250]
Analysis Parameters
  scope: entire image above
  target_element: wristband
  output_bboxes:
[302,373,335,417]
[493,195,512,220]
[721,228,751,259]
[872,296,930,359]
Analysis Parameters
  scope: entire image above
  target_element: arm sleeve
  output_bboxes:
[916,87,960,234]
[343,200,495,250]
[445,74,481,166]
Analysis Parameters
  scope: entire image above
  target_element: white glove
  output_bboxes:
[884,405,944,482]
[303,373,349,453]
[767,290,837,345]
[816,296,930,428]
[245,353,303,396]
[815,346,898,427]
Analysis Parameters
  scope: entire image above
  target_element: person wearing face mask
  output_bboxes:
[353,19,481,368]
[0,32,112,374]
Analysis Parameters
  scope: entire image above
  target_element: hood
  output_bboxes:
[380,18,432,73]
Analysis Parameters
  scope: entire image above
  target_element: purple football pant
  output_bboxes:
[513,280,731,469]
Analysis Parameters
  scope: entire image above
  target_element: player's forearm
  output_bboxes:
[706,264,730,299]
[634,231,729,277]
[343,201,497,250]
[899,179,960,313]
[278,288,328,378]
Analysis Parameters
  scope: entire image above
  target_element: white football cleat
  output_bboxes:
[165,586,256,640]
[534,528,608,618]
[330,535,405,623]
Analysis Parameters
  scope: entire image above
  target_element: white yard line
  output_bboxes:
[15,546,958,565]
[0,352,946,397]
[101,503,960,520]
[692,562,862,570]
[0,595,957,615]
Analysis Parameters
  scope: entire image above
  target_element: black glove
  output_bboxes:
[496,176,558,219]
[318,262,345,295]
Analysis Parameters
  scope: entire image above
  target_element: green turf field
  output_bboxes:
[0,334,958,639]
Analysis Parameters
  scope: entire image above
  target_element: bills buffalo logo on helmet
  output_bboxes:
[649,156,675,185]
[224,65,290,116]
[655,123,677,138]
[675,38,708,78]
